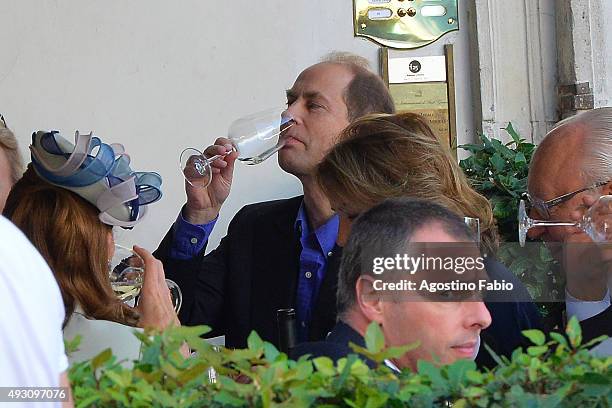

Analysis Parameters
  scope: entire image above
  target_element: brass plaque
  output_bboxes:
[354,0,458,49]
[389,83,450,146]
[381,46,457,151]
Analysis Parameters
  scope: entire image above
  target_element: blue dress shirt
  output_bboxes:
[170,209,216,259]
[294,203,339,342]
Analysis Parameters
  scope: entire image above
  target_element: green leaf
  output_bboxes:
[417,360,446,389]
[582,334,609,349]
[504,122,522,144]
[312,357,336,377]
[566,316,583,348]
[447,359,476,388]
[522,330,546,346]
[75,394,101,408]
[489,154,506,172]
[105,370,128,387]
[527,346,548,357]
[364,322,385,353]
[465,370,483,384]
[64,335,83,355]
[464,386,486,398]
[581,372,611,385]
[214,390,246,407]
[247,330,264,351]
[514,152,527,165]
[459,143,485,153]
[365,392,389,408]
[91,348,112,370]
[482,342,506,367]
[549,332,569,349]
[263,342,280,361]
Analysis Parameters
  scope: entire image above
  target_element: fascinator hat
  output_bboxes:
[30,130,162,228]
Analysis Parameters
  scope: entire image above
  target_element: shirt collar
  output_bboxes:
[294,201,339,256]
[384,359,401,373]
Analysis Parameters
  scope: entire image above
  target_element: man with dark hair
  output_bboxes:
[293,198,492,371]
[155,52,395,348]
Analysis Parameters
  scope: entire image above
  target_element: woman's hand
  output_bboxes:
[133,246,180,330]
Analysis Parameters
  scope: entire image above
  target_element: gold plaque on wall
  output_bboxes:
[381,45,457,151]
[354,0,458,49]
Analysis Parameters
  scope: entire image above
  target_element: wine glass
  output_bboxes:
[109,244,183,312]
[463,217,481,244]
[180,106,295,188]
[109,244,144,302]
[518,195,612,246]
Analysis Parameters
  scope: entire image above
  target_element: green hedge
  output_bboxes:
[67,318,611,407]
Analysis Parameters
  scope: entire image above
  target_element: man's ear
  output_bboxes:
[355,275,384,324]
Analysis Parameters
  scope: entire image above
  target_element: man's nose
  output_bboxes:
[285,101,304,125]
[466,301,492,330]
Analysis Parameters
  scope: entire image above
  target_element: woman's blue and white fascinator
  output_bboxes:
[30,130,162,228]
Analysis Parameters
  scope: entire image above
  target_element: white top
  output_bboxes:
[64,306,143,366]
[0,216,68,407]
[566,288,611,322]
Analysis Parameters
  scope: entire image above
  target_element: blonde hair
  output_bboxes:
[317,112,499,255]
[0,121,24,184]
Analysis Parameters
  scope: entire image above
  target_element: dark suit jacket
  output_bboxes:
[581,305,612,341]
[155,196,341,349]
[477,258,542,367]
[291,321,377,368]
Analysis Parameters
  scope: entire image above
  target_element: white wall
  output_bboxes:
[471,0,558,143]
[593,0,612,107]
[0,1,475,250]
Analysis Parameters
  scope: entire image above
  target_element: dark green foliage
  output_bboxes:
[68,321,611,407]
[459,124,562,312]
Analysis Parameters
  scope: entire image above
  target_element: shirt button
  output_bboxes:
[305,271,312,279]
[190,237,198,244]
[301,321,306,328]
[327,251,333,257]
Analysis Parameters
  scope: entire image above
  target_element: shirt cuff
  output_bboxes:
[566,288,611,322]
[169,210,217,260]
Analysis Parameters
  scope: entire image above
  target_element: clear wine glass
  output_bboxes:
[463,216,481,244]
[109,244,183,312]
[109,244,144,302]
[180,106,295,188]
[518,195,612,246]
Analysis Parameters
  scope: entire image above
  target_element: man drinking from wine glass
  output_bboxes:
[526,107,612,355]
[154,52,396,348]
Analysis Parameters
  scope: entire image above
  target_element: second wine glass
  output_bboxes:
[109,244,183,312]
[518,195,612,246]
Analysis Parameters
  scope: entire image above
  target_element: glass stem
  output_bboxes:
[531,220,578,228]
[204,149,234,165]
